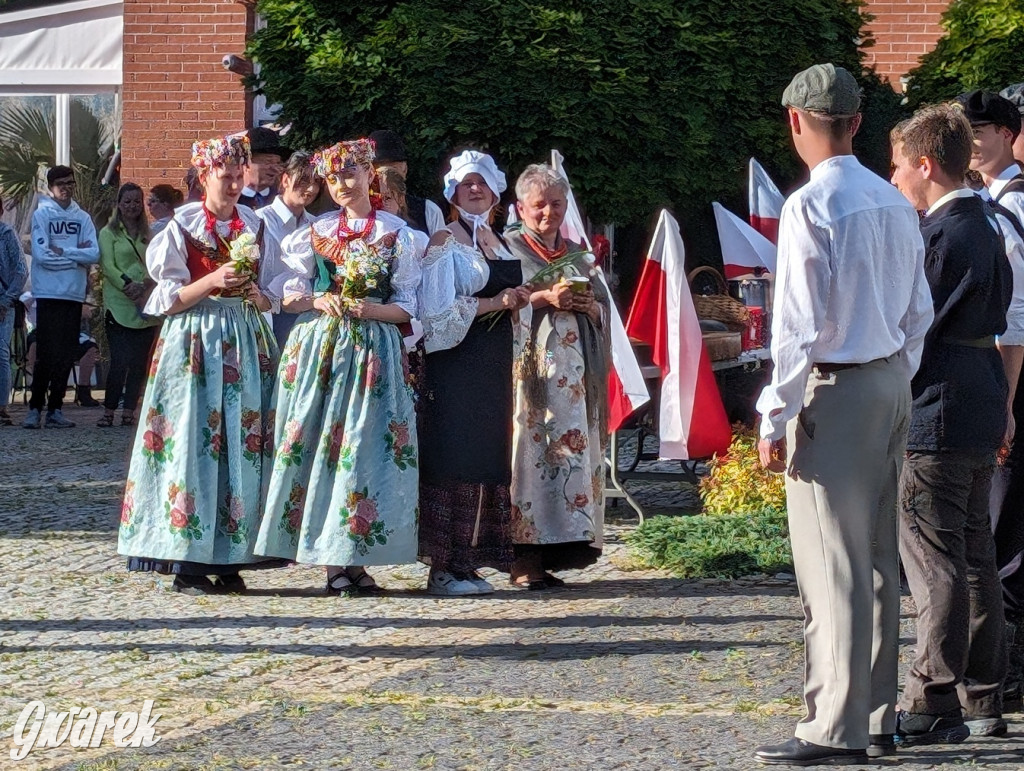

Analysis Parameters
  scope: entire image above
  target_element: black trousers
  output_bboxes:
[30,299,81,412]
[899,450,1007,717]
[102,312,158,411]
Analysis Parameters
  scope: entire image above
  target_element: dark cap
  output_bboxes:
[957,90,1021,139]
[999,83,1024,117]
[782,63,861,117]
[368,130,407,164]
[246,126,291,160]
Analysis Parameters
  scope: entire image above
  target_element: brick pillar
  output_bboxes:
[862,1,950,89]
[121,0,253,193]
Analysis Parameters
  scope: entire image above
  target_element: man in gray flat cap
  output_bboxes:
[755,63,932,766]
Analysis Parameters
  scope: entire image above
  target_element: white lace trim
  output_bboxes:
[423,296,479,353]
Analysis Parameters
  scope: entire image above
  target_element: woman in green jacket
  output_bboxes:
[96,183,162,426]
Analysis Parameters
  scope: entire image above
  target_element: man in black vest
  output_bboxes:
[890,103,1011,744]
[368,130,445,235]
[963,92,1024,708]
[238,127,290,210]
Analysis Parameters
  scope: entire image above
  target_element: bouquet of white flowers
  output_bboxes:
[228,232,260,277]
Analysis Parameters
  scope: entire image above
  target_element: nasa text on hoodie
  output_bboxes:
[30,197,100,302]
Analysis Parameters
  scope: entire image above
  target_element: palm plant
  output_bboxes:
[0,98,117,232]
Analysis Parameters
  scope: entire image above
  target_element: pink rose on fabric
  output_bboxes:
[144,431,165,454]
[388,420,409,448]
[354,497,378,524]
[245,433,262,454]
[149,414,170,436]
[210,433,223,455]
[366,355,382,388]
[223,364,240,385]
[350,516,371,537]
[573,493,589,509]
[172,489,195,515]
[286,420,303,444]
[284,360,298,384]
[287,505,303,531]
[169,508,188,529]
[120,497,133,525]
[258,353,272,373]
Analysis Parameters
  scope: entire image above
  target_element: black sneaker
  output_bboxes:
[895,710,970,746]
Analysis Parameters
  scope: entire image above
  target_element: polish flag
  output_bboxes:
[549,150,650,431]
[714,202,777,278]
[625,210,732,459]
[748,158,784,244]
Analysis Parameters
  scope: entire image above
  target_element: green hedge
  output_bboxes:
[249,0,885,232]
[907,0,1024,107]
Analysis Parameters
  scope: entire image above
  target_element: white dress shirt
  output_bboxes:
[756,155,933,440]
[257,196,316,308]
[977,170,1024,344]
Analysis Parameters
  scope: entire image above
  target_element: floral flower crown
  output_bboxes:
[190,135,252,171]
[312,139,376,178]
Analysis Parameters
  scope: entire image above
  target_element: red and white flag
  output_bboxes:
[748,158,784,244]
[549,150,650,430]
[714,202,777,278]
[625,210,732,459]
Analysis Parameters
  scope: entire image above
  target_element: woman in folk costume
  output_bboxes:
[255,139,421,595]
[417,150,531,596]
[117,134,282,595]
[505,163,610,589]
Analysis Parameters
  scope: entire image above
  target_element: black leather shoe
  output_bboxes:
[866,734,896,758]
[755,738,867,766]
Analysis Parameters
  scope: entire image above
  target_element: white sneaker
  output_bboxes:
[45,409,76,428]
[466,571,494,594]
[427,570,480,596]
[22,408,41,429]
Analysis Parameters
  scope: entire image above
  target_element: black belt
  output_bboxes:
[813,361,860,374]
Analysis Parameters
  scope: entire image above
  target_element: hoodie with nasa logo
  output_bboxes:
[30,196,100,302]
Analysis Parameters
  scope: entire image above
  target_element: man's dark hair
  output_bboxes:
[46,165,75,187]
[890,103,974,181]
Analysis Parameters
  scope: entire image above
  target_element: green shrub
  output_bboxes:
[699,430,786,516]
[626,510,792,578]
[248,0,875,227]
[907,0,1024,107]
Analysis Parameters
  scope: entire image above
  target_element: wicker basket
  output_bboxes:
[703,330,743,361]
[688,266,750,330]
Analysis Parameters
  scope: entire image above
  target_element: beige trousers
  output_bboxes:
[784,356,909,749]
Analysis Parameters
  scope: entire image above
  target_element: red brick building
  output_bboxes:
[863,1,949,86]
[120,0,255,191]
[117,0,953,192]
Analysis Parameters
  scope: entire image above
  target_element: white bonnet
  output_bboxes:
[442,150,506,203]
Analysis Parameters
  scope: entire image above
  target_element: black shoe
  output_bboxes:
[895,710,970,746]
[75,386,100,407]
[211,572,246,594]
[866,734,896,758]
[171,575,218,595]
[754,738,867,766]
[965,716,1008,737]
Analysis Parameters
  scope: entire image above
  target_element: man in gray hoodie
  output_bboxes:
[24,166,99,428]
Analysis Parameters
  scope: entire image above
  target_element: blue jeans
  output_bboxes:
[0,305,13,409]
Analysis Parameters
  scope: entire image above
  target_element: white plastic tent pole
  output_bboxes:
[55,93,70,166]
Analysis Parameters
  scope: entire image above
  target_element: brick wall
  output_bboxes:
[863,1,950,89]
[120,0,253,193]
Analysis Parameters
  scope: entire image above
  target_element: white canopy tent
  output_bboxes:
[0,0,123,164]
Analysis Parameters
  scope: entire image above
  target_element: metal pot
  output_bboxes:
[728,276,770,313]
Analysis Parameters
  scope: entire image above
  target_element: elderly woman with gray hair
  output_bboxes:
[505,163,609,589]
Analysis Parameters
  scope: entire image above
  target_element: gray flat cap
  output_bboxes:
[782,63,861,117]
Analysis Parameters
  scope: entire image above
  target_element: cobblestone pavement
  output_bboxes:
[0,401,1021,770]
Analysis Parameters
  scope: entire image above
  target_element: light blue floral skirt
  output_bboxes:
[255,311,419,566]
[118,297,280,568]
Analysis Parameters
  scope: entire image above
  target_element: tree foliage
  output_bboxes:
[907,0,1024,107]
[249,0,885,230]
